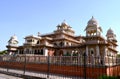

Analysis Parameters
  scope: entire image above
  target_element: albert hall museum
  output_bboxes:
[6,16,118,60]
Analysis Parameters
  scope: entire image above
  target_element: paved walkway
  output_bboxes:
[0,73,23,79]
[0,68,89,79]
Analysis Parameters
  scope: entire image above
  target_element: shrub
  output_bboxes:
[98,75,118,79]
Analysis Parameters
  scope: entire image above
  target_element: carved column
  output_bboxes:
[96,45,100,56]
[43,47,48,56]
[86,46,88,56]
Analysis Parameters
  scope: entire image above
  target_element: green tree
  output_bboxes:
[117,53,120,57]
[0,50,7,55]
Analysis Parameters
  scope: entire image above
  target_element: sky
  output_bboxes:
[0,0,120,52]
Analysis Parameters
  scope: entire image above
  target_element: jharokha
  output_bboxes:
[6,16,118,65]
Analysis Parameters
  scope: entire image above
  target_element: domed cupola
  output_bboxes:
[106,28,114,35]
[85,16,102,36]
[8,34,19,46]
[59,20,70,30]
[61,20,68,26]
[87,16,98,26]
[106,28,116,41]
[56,20,70,30]
[55,20,75,35]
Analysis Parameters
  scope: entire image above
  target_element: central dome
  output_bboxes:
[87,16,98,26]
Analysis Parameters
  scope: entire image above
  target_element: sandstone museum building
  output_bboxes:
[7,17,118,62]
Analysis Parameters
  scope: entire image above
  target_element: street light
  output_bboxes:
[23,51,26,75]
[47,54,50,78]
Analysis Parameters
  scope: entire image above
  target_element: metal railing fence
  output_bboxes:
[0,55,120,79]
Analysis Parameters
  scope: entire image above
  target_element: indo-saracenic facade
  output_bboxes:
[6,17,118,64]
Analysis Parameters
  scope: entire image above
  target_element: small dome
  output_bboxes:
[11,35,18,41]
[56,24,61,27]
[8,34,18,45]
[61,20,68,26]
[87,16,98,26]
[106,28,116,41]
[107,28,114,35]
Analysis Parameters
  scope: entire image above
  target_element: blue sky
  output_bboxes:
[0,0,120,52]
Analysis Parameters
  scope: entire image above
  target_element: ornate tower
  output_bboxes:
[6,35,19,55]
[84,17,106,58]
[106,28,118,55]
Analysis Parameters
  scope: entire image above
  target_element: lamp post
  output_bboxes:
[47,54,50,78]
[83,52,86,79]
[23,51,26,75]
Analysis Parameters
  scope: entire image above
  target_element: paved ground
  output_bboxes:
[0,68,89,79]
[0,73,23,79]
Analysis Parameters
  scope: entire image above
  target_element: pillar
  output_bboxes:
[24,48,26,54]
[17,50,20,54]
[43,47,48,56]
[32,49,34,54]
[96,45,100,56]
[63,50,66,56]
[102,46,106,65]
[86,46,88,56]
[64,41,66,46]
[30,48,32,54]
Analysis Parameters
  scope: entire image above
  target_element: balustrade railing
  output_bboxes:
[0,55,120,66]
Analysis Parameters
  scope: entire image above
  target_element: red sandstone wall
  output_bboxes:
[0,61,119,78]
[107,66,120,77]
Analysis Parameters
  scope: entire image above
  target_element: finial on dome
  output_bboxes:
[61,19,68,26]
[92,16,94,19]
[63,19,66,22]
[13,34,16,37]
[38,32,40,37]
[62,19,66,24]
[109,27,112,30]
[91,16,96,20]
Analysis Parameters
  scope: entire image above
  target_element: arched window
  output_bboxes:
[59,42,64,47]
[66,42,69,46]
[37,41,40,44]
[26,49,29,54]
[40,49,43,55]
[54,43,57,46]
[91,50,94,54]
[90,48,94,55]
[66,52,71,56]
[34,50,37,54]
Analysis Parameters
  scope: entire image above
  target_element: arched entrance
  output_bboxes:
[54,50,64,56]
[59,50,63,56]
